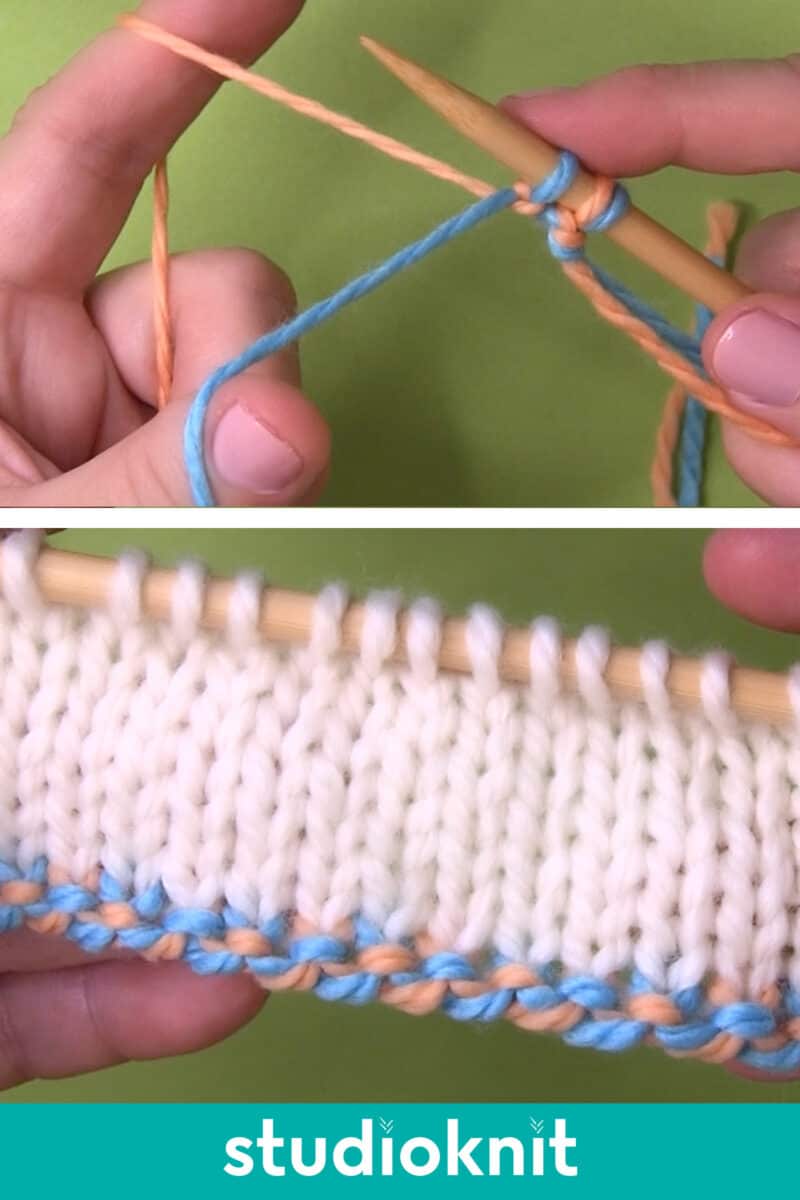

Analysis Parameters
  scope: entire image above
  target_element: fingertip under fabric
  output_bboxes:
[726,1063,800,1084]
[104,961,268,1058]
[0,959,267,1087]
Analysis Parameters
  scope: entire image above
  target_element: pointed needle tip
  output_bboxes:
[359,36,406,73]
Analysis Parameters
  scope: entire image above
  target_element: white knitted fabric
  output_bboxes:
[1,533,799,999]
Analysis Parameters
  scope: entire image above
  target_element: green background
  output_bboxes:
[2,0,798,505]
[1,525,799,1103]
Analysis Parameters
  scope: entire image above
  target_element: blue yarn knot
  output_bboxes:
[713,1001,776,1040]
[526,149,630,261]
[529,150,581,204]
[315,972,381,1005]
[564,1015,649,1052]
[292,934,348,964]
[444,989,515,1022]
[559,974,618,1009]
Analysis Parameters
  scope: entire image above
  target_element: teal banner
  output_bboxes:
[0,1104,794,1195]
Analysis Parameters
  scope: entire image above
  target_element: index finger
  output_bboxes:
[0,0,304,291]
[500,57,800,178]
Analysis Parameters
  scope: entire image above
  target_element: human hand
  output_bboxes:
[0,0,329,506]
[500,60,800,506]
[0,928,264,1089]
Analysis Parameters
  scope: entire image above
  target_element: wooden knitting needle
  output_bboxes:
[360,37,750,315]
[19,547,795,726]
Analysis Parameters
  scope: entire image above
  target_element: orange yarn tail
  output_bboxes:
[152,159,174,410]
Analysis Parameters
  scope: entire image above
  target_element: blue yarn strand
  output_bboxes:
[184,186,519,506]
[582,184,630,233]
[677,261,721,508]
[529,150,580,204]
[182,144,712,506]
[586,263,705,372]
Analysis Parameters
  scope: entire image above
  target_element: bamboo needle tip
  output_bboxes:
[360,38,451,118]
[359,36,406,75]
[359,35,453,106]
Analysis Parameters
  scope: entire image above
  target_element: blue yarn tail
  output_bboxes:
[577,259,718,507]
[677,273,720,507]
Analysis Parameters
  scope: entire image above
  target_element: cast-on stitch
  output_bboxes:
[2,532,800,1072]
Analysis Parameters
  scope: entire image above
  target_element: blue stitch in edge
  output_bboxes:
[2,854,798,1072]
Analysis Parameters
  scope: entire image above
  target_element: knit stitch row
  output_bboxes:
[2,533,800,1070]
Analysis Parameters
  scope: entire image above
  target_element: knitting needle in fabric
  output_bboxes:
[24,547,796,727]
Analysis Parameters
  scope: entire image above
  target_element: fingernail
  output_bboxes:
[713,310,800,409]
[212,404,303,494]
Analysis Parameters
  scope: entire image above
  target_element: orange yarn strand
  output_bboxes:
[123,15,527,210]
[705,200,740,262]
[650,384,685,507]
[562,258,787,443]
[152,158,173,410]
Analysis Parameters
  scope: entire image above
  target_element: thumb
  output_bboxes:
[4,373,331,506]
[703,209,800,439]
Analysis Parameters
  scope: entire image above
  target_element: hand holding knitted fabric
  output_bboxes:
[0,0,330,505]
[0,928,265,1089]
[502,60,800,506]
